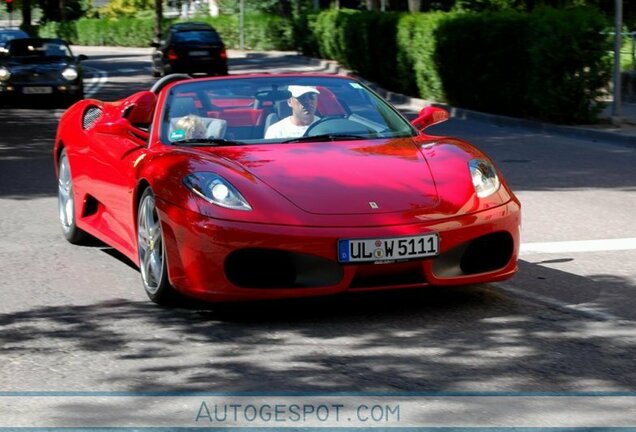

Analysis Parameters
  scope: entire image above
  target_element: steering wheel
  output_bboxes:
[304,115,372,137]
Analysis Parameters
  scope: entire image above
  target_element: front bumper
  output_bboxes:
[157,199,521,302]
[0,81,83,97]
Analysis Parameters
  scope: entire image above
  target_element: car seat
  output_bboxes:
[263,99,292,135]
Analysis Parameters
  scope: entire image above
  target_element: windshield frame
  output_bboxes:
[159,75,419,146]
[7,39,73,58]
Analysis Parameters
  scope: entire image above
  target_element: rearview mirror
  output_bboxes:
[411,106,449,131]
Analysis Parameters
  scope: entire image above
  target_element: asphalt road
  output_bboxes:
[1,46,636,427]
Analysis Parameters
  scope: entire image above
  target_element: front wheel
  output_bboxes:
[57,149,89,244]
[137,188,178,305]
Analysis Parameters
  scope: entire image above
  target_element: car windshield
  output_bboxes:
[0,30,28,46]
[8,39,72,58]
[162,76,417,145]
[173,30,220,44]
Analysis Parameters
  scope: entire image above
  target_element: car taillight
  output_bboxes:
[220,48,227,60]
[167,48,178,61]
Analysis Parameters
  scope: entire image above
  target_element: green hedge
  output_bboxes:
[396,12,449,101]
[310,10,401,93]
[434,8,612,123]
[433,12,531,117]
[307,7,611,123]
[37,14,294,50]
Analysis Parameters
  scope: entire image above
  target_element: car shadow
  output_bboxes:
[1,261,635,393]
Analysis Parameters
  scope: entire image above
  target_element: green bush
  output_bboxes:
[309,9,401,91]
[396,12,449,101]
[525,8,612,123]
[37,14,294,50]
[435,8,612,123]
[38,18,157,45]
[434,11,531,116]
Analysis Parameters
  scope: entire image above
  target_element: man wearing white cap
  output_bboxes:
[264,85,321,139]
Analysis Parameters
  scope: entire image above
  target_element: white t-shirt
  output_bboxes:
[264,116,320,139]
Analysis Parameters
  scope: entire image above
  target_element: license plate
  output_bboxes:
[189,50,208,56]
[338,233,439,263]
[23,86,53,94]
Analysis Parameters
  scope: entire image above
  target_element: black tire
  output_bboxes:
[57,149,89,244]
[137,188,179,305]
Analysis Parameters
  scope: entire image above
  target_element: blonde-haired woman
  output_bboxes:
[174,114,207,139]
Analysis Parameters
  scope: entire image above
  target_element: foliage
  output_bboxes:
[38,0,87,21]
[434,7,612,123]
[37,14,295,50]
[305,7,611,123]
[525,7,612,123]
[434,11,530,115]
[395,12,448,100]
[98,0,154,18]
[194,14,295,50]
[38,17,157,45]
[307,9,448,100]
[309,9,402,89]
[217,0,283,15]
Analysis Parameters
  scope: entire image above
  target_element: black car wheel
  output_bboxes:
[137,188,180,305]
[57,148,89,244]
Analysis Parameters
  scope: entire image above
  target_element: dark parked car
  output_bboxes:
[0,28,29,47]
[0,38,87,105]
[151,22,228,77]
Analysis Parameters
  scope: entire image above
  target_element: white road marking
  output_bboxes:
[498,282,621,321]
[521,237,636,254]
[507,237,636,320]
[116,68,143,73]
[83,67,108,98]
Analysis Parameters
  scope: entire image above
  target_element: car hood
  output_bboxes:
[210,138,440,215]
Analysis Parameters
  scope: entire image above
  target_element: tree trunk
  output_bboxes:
[366,0,380,10]
[59,0,65,21]
[408,0,421,12]
[21,0,31,30]
[208,0,219,16]
[154,0,162,43]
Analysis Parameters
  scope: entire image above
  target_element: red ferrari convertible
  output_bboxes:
[54,74,520,305]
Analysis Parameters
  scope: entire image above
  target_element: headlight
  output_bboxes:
[61,67,78,81]
[0,67,11,82]
[184,173,252,211]
[469,159,500,198]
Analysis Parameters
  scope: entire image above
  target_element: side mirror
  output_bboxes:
[77,54,88,62]
[411,106,449,131]
[150,42,161,48]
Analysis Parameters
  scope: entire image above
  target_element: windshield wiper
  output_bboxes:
[172,138,243,147]
[282,134,369,144]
